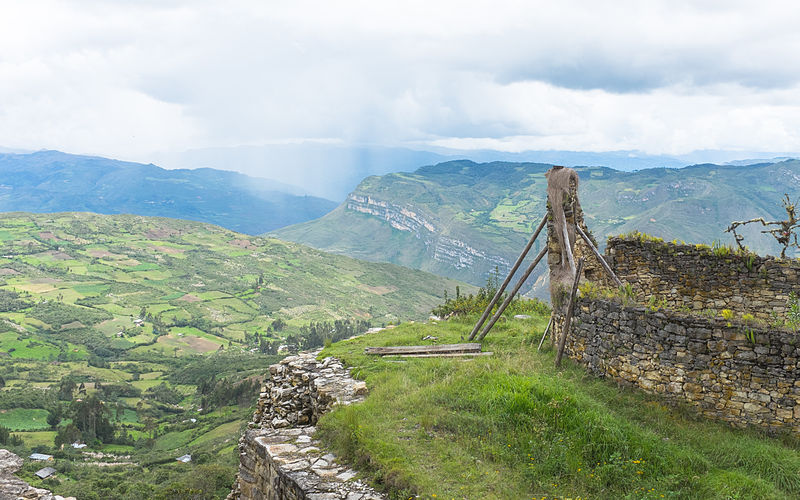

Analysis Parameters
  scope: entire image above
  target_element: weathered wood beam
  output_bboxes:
[475,246,548,342]
[555,257,584,368]
[537,316,552,351]
[393,352,494,358]
[559,209,576,275]
[468,215,548,341]
[365,343,482,355]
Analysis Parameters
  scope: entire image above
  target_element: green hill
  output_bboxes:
[275,159,800,296]
[0,150,337,234]
[0,211,468,499]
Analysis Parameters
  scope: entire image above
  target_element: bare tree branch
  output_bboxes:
[725,194,800,258]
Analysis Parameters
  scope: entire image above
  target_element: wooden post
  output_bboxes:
[537,316,552,351]
[575,224,623,287]
[475,247,548,342]
[559,209,576,275]
[555,258,584,368]
[468,216,548,341]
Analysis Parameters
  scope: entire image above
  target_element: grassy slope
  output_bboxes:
[276,160,800,295]
[319,315,800,500]
[0,211,466,334]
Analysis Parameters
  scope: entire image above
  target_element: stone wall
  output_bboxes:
[229,351,385,500]
[563,298,800,433]
[607,236,800,321]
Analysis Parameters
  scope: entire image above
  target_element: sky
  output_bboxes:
[2,0,800,162]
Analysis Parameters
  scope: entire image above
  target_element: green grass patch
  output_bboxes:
[13,430,57,447]
[72,283,110,295]
[0,408,50,430]
[188,420,243,447]
[128,262,160,271]
[318,316,800,500]
[0,331,60,359]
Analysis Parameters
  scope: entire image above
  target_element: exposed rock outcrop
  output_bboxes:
[346,194,510,274]
[0,449,74,500]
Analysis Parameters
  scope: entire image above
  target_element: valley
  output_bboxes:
[0,212,465,499]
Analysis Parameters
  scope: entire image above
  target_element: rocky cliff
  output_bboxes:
[346,193,511,274]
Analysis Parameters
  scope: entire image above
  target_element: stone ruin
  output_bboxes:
[228,350,385,500]
[546,166,800,434]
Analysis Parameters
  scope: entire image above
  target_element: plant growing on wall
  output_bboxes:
[787,292,800,332]
[725,194,800,258]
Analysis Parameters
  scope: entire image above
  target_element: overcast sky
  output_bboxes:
[2,0,800,162]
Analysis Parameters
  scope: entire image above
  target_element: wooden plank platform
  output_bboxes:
[395,352,493,358]
[364,343,482,356]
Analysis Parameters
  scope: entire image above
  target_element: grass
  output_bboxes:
[0,331,62,359]
[13,430,57,447]
[0,408,51,430]
[318,315,800,500]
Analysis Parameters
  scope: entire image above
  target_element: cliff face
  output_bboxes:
[346,193,511,274]
[229,351,385,500]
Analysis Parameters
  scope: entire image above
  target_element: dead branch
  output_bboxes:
[725,194,800,258]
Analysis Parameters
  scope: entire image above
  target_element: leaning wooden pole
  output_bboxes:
[467,215,547,341]
[575,224,622,287]
[537,316,552,351]
[555,257,584,368]
[559,209,576,275]
[475,246,548,342]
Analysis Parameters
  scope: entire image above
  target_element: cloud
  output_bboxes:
[1,0,799,160]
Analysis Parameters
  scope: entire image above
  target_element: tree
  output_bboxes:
[727,194,800,258]
[54,423,82,448]
[47,405,62,429]
[59,378,76,400]
[71,394,114,443]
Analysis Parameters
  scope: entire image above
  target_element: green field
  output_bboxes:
[0,408,50,430]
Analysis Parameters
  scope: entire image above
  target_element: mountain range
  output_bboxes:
[275,159,800,297]
[0,150,336,235]
[149,143,799,200]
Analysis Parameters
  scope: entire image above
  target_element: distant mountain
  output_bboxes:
[150,144,451,201]
[274,159,800,298]
[0,150,337,234]
[149,143,800,201]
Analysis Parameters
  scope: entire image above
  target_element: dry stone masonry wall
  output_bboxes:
[564,299,800,433]
[555,235,800,434]
[607,236,800,321]
[229,350,385,500]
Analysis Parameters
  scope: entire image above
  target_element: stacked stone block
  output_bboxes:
[564,299,799,433]
[230,351,381,500]
[607,236,800,321]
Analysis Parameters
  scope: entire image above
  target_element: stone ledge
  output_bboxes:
[236,427,383,500]
[230,351,385,500]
